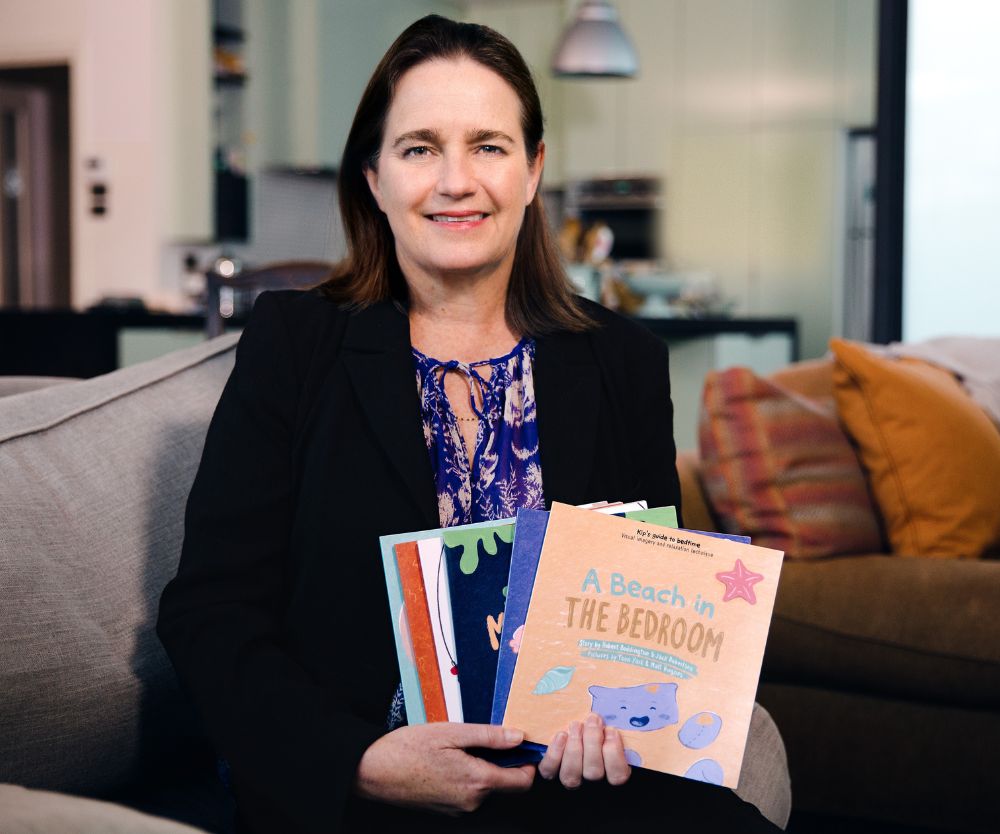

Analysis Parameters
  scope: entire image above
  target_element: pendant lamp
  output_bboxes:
[551,0,638,78]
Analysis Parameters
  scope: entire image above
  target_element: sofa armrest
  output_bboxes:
[676,449,716,533]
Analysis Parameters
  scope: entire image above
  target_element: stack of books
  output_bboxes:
[379,500,783,788]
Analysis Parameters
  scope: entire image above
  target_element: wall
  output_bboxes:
[463,0,877,360]
[0,0,210,310]
[904,0,1000,341]
[246,0,463,171]
[0,0,875,329]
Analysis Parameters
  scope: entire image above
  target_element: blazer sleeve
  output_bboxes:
[157,293,383,834]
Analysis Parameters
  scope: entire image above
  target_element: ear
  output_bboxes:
[525,141,545,205]
[364,164,385,213]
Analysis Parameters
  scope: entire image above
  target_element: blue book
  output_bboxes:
[441,523,516,725]
[490,509,550,729]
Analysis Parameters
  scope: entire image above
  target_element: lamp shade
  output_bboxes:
[551,0,638,78]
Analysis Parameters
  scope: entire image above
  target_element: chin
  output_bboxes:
[418,252,510,279]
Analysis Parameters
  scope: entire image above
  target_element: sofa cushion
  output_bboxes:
[0,376,76,398]
[0,784,209,834]
[0,335,238,796]
[831,339,1000,559]
[699,366,883,559]
[764,556,1000,710]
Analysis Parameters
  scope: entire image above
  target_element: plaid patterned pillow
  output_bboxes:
[699,367,883,559]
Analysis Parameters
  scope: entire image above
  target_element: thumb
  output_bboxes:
[448,723,525,750]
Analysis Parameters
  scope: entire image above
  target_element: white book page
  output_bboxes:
[594,500,648,514]
[417,537,464,722]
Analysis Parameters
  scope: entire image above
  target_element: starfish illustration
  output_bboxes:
[714,559,765,605]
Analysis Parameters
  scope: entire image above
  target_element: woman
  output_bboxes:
[158,15,784,834]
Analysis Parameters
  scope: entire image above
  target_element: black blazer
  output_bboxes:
[157,290,681,834]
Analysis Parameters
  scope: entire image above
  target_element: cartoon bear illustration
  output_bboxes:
[587,682,724,775]
[588,682,679,731]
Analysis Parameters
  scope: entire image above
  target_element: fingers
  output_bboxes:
[538,730,567,780]
[446,723,525,750]
[602,726,632,786]
[559,720,584,788]
[542,714,615,789]
[581,713,606,781]
[492,763,536,794]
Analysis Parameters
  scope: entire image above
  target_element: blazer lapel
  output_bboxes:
[534,328,601,507]
[341,302,439,528]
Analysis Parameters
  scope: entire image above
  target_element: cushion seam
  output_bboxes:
[0,338,237,445]
[774,613,1000,669]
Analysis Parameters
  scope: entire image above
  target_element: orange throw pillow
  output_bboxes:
[830,339,1000,559]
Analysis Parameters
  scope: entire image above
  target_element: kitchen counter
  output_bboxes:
[1,308,797,383]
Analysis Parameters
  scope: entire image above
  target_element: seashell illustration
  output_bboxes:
[532,665,575,695]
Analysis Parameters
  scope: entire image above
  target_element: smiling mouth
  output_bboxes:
[428,213,488,223]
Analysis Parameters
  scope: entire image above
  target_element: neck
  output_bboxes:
[406,270,519,363]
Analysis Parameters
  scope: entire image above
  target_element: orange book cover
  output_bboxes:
[395,541,448,722]
[503,503,784,788]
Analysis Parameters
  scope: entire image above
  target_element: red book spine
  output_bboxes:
[394,541,448,722]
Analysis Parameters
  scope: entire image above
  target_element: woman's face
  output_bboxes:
[365,58,544,287]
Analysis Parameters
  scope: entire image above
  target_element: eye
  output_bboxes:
[402,146,430,158]
[619,705,627,710]
[477,144,506,155]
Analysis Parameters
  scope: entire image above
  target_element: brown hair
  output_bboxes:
[318,14,594,336]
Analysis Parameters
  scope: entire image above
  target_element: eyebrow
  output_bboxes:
[391,128,517,148]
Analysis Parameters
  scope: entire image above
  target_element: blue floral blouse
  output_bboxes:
[413,338,545,527]
[386,338,545,729]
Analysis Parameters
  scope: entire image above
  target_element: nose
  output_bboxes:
[437,151,476,199]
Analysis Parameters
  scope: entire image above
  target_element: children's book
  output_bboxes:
[491,504,680,727]
[502,502,783,789]
[379,518,514,726]
[417,538,463,721]
[440,502,653,725]
[394,541,448,722]
[441,523,515,724]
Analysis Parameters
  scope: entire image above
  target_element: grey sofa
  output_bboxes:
[0,335,240,833]
[0,333,790,832]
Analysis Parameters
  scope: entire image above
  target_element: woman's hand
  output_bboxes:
[537,713,631,788]
[354,722,535,816]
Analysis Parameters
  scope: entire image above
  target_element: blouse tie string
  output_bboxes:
[432,359,492,421]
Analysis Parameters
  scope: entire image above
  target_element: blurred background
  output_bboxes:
[1,0,997,445]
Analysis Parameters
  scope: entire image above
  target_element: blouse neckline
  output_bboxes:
[410,337,531,370]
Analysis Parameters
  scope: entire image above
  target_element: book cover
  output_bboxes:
[491,504,679,726]
[442,523,515,725]
[416,537,463,721]
[503,502,783,788]
[379,533,428,725]
[379,518,515,727]
[490,508,549,727]
[394,541,448,723]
